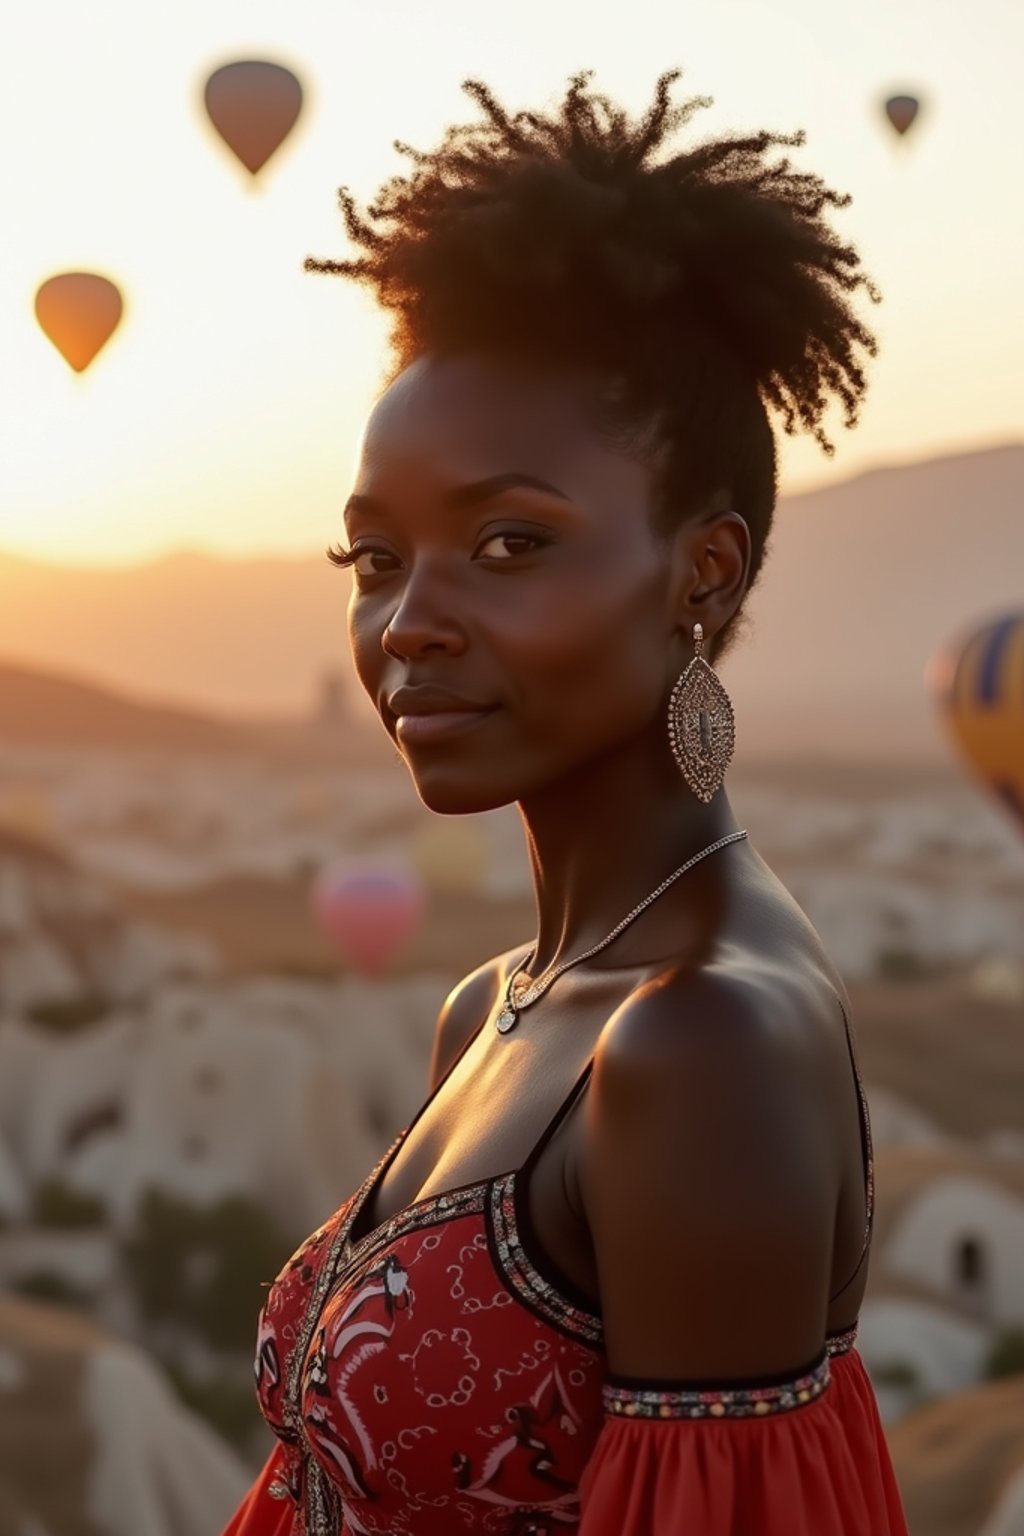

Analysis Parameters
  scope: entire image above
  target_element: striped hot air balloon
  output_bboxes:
[928,610,1024,835]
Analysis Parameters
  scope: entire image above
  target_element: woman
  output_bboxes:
[226,68,908,1535]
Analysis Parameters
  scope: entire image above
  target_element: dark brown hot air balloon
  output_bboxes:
[203,59,303,176]
[34,272,124,373]
[884,94,922,138]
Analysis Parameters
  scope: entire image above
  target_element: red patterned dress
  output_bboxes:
[224,1005,908,1535]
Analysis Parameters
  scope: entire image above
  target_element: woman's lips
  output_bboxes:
[394,707,497,745]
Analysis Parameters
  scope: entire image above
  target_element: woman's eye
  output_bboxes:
[474,532,543,560]
[352,547,401,576]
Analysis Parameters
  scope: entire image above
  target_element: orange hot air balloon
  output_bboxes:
[203,60,303,176]
[884,94,922,138]
[928,610,1024,836]
[34,273,123,372]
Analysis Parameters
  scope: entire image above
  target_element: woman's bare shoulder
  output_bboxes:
[580,961,843,1377]
[597,954,841,1075]
[601,866,854,1109]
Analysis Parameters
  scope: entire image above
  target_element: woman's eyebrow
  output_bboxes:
[343,472,572,521]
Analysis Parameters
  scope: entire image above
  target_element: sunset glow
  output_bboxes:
[2,0,1022,566]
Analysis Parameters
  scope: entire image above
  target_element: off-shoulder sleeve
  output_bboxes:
[222,1443,297,1536]
[577,1343,909,1535]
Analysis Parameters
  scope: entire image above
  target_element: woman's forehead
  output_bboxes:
[357,353,650,504]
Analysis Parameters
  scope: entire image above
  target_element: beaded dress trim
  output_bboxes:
[826,1323,859,1357]
[603,1326,857,1421]
[489,1173,604,1346]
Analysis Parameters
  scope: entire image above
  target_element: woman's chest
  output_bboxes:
[257,1177,607,1534]
[354,1010,610,1299]
[302,1198,606,1531]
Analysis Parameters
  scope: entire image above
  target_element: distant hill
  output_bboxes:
[0,659,387,764]
[1,442,1021,762]
[0,547,352,720]
[723,441,1024,762]
[0,661,256,754]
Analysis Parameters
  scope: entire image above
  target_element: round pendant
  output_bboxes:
[496,1008,519,1034]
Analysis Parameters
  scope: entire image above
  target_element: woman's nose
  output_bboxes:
[381,567,467,660]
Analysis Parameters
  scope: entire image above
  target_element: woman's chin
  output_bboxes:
[408,769,516,817]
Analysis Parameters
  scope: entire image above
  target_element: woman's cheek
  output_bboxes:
[347,605,383,697]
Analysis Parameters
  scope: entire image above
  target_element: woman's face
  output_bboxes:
[341,352,693,814]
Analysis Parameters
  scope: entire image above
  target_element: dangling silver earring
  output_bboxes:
[667,623,736,803]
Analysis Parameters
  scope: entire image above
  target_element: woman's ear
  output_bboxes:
[668,509,751,642]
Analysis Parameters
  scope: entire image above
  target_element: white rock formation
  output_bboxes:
[83,1343,250,1536]
[0,833,219,1016]
[0,972,449,1244]
[858,1295,992,1423]
[980,1462,1024,1536]
[0,1292,250,1536]
[882,1175,1024,1326]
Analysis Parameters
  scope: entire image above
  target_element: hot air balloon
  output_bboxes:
[203,60,303,176]
[310,862,425,976]
[884,94,922,138]
[928,610,1024,836]
[412,817,488,896]
[34,273,123,373]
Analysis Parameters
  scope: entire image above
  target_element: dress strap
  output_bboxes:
[519,1053,596,1179]
[828,994,875,1303]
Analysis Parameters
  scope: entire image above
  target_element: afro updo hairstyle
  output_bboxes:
[308,68,881,665]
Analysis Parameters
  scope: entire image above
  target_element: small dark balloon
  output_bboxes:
[883,94,922,138]
[204,59,303,175]
[34,272,123,372]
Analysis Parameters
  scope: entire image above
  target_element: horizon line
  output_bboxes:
[2,435,1021,574]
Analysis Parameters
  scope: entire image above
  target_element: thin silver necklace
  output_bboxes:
[495,828,749,1033]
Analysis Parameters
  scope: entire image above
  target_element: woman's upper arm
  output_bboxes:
[580,969,840,1380]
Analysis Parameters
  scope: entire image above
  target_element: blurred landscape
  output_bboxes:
[4,442,1023,758]
[6,0,1024,1521]
[1,437,1024,1535]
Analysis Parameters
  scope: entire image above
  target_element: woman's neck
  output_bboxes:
[516,729,744,979]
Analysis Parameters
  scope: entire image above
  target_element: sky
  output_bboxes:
[1,0,1022,567]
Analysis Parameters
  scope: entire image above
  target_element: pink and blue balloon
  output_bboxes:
[310,863,425,975]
